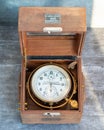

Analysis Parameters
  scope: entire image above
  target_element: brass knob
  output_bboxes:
[69,100,78,109]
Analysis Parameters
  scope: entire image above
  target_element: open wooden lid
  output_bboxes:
[18,7,86,57]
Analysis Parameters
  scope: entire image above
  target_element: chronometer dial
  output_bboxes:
[31,65,71,102]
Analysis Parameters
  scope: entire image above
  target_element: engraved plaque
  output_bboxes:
[45,14,61,24]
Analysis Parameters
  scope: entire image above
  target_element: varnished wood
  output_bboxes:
[21,111,82,124]
[18,7,86,32]
[19,7,86,57]
[19,59,84,124]
[26,38,78,56]
[24,33,85,56]
[18,7,86,124]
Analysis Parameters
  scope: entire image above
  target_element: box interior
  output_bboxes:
[22,33,83,56]
[24,59,79,111]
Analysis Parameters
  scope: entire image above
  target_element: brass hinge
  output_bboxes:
[24,48,27,67]
[77,56,81,58]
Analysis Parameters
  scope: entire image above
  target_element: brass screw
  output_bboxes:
[25,103,28,106]
[25,107,28,110]
[25,103,28,110]
[50,61,53,64]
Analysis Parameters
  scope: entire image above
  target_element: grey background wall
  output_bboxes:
[0,0,104,27]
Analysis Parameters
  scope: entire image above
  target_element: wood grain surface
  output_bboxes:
[18,7,86,32]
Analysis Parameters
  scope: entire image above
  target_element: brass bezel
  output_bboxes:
[27,62,77,109]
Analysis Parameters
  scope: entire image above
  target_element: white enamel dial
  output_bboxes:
[31,65,71,102]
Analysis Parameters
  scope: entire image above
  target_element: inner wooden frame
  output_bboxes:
[19,58,84,113]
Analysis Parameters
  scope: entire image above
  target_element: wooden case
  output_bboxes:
[18,7,86,124]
